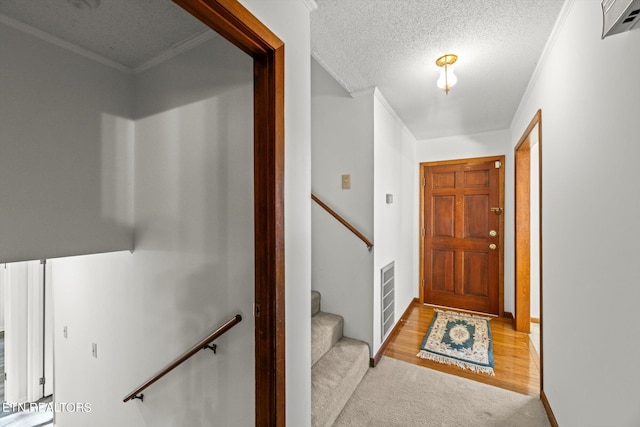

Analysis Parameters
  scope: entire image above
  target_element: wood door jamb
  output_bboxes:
[173,1,286,425]
[514,108,543,394]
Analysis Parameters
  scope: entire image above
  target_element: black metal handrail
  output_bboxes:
[123,314,242,402]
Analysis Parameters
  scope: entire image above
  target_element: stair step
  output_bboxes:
[311,337,369,427]
[311,312,343,366]
[311,290,321,316]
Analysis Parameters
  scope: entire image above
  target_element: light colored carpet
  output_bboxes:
[334,356,550,427]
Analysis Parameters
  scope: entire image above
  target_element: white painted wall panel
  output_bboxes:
[311,58,374,351]
[52,36,255,427]
[510,1,640,424]
[372,90,416,353]
[0,22,134,263]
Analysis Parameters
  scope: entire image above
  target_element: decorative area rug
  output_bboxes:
[417,309,495,375]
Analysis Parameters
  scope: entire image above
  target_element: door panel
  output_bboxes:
[433,172,456,188]
[432,250,455,293]
[463,252,489,297]
[433,197,455,237]
[464,195,489,238]
[421,157,503,315]
[464,170,489,188]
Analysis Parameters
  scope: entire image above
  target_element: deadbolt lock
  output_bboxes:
[489,230,497,237]
[489,244,497,250]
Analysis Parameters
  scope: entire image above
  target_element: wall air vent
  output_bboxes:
[381,261,395,341]
[602,0,640,38]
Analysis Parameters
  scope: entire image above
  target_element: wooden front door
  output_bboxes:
[420,157,504,315]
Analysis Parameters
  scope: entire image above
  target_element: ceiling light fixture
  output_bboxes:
[435,54,458,95]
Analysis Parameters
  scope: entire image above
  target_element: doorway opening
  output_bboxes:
[0,260,54,407]
[173,1,285,424]
[514,109,543,390]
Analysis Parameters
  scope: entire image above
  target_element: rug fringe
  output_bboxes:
[416,351,495,376]
[433,308,493,321]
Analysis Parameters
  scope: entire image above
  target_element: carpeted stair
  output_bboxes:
[311,290,369,427]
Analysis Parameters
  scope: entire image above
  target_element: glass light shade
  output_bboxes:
[436,66,457,91]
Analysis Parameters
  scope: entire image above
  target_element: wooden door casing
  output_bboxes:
[420,157,505,315]
[173,1,285,425]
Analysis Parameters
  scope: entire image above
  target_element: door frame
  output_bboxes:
[514,110,543,389]
[419,156,505,317]
[173,1,285,425]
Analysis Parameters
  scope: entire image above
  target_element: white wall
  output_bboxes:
[372,90,416,353]
[511,1,640,425]
[310,64,418,357]
[311,59,374,235]
[53,34,256,427]
[311,58,374,350]
[238,1,313,424]
[414,130,514,313]
[0,22,134,264]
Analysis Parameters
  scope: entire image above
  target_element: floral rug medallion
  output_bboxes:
[417,309,495,376]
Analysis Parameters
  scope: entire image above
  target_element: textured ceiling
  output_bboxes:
[0,0,566,138]
[311,0,566,139]
[0,0,210,70]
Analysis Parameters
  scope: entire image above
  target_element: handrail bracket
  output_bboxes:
[123,314,242,403]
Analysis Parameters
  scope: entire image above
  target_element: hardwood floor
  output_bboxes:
[383,301,540,396]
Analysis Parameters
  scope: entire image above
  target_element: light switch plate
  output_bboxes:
[342,174,351,189]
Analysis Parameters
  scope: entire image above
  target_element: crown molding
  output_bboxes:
[134,30,216,74]
[311,50,355,94]
[511,0,576,131]
[350,86,375,98]
[0,14,221,76]
[311,53,373,99]
[0,13,131,74]
[373,88,415,140]
[300,0,318,12]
